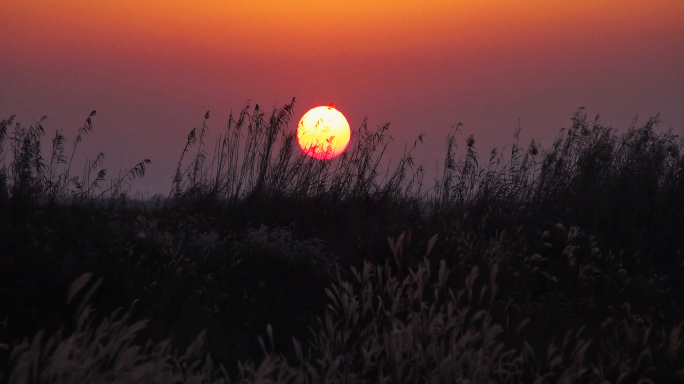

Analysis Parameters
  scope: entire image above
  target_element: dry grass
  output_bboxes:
[0,111,150,204]
[3,232,684,382]
[165,99,425,207]
[6,274,226,384]
[2,103,684,383]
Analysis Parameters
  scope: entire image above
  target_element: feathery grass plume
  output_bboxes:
[6,274,226,384]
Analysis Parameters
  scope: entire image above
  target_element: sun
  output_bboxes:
[296,104,351,160]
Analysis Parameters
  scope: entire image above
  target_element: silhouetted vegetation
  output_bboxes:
[1,101,683,383]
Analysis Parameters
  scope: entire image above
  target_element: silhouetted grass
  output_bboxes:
[1,102,683,383]
[167,99,424,203]
[0,111,150,205]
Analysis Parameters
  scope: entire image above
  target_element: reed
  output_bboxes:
[165,99,425,208]
[0,111,150,204]
[1,103,683,382]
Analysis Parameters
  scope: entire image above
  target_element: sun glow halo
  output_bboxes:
[297,105,351,160]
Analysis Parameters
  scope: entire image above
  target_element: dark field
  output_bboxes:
[1,101,683,383]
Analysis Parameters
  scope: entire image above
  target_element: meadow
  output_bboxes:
[1,100,683,383]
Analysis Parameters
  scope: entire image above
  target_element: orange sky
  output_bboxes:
[6,1,682,57]
[2,0,683,194]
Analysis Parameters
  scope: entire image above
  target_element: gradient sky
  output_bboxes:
[2,0,683,195]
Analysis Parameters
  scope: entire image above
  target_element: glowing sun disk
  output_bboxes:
[297,105,351,160]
